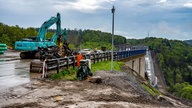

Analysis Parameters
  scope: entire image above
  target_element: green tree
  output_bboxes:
[0,34,11,46]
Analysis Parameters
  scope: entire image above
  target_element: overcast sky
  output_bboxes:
[0,0,192,40]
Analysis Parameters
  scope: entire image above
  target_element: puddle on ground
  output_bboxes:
[0,51,32,92]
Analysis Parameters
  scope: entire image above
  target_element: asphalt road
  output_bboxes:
[0,50,31,92]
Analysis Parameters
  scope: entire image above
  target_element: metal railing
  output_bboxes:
[29,49,147,78]
[43,49,146,73]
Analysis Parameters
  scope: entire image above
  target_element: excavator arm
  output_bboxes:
[36,13,61,42]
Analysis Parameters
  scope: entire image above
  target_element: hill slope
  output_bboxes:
[127,37,192,100]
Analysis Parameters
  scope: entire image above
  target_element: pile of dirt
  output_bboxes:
[0,70,188,108]
[94,71,173,106]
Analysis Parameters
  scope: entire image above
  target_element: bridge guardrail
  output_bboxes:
[30,49,146,77]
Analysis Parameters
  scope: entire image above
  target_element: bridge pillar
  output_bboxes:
[121,54,145,78]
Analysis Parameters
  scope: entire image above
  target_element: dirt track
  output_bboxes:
[1,70,188,108]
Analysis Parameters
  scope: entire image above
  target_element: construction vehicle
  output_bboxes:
[15,13,71,59]
[0,44,7,54]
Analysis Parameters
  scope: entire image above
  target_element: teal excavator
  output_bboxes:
[15,13,71,59]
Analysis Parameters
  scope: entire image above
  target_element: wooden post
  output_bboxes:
[72,56,75,69]
[97,54,99,62]
[95,54,97,63]
[98,53,100,62]
[106,52,108,60]
[67,57,69,69]
[88,54,91,59]
[107,52,111,60]
[104,52,106,61]
[56,59,59,74]
[101,53,103,62]
[93,54,96,64]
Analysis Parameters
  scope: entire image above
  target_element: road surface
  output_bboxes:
[0,50,31,92]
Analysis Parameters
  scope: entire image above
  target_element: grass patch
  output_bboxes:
[91,61,123,73]
[49,67,78,80]
[49,60,123,80]
[141,84,161,97]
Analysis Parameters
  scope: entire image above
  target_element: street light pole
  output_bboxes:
[111,5,115,72]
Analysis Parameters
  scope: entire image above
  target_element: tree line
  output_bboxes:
[0,23,37,47]
[0,23,126,50]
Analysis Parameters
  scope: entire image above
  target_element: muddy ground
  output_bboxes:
[0,70,190,108]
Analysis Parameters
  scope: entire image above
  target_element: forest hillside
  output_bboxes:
[127,37,192,100]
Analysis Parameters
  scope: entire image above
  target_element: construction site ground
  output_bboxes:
[0,69,190,108]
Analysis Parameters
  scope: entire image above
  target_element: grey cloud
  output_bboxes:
[0,0,192,40]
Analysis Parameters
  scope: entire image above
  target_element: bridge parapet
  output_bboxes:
[30,47,147,78]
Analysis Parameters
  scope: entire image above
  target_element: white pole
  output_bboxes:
[111,6,115,72]
[42,59,47,78]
